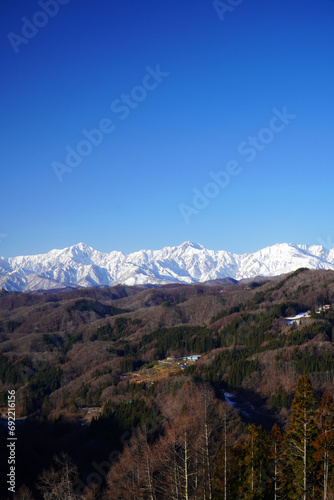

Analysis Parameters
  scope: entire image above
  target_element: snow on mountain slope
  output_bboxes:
[1,241,334,292]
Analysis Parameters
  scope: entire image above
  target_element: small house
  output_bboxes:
[285,311,310,326]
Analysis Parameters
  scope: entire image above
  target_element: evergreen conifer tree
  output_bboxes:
[314,390,334,500]
[285,375,318,500]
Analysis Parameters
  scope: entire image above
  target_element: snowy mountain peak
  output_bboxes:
[1,242,334,292]
[71,242,92,251]
[178,241,203,250]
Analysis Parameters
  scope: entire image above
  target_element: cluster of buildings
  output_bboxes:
[166,355,201,362]
[284,305,331,326]
[158,355,201,369]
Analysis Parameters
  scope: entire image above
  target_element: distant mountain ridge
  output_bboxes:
[1,241,334,292]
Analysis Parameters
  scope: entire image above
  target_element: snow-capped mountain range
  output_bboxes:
[1,242,334,292]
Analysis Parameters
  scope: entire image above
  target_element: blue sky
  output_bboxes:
[1,0,334,257]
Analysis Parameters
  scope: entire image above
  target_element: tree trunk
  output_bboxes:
[274,442,277,500]
[146,453,155,500]
[184,431,189,500]
[324,447,328,500]
[224,418,227,500]
[251,436,254,494]
[205,420,212,500]
[303,414,307,500]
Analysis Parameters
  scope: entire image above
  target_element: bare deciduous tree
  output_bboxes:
[13,485,35,500]
[37,452,79,500]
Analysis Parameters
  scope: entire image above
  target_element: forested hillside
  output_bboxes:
[0,269,334,499]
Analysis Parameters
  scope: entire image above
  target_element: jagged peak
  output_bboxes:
[69,242,93,252]
[2,241,334,292]
[178,241,204,250]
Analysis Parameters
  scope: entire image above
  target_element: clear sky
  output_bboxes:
[1,0,334,257]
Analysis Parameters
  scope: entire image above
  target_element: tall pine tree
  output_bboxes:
[285,375,318,500]
[314,390,334,500]
[240,424,270,499]
[269,424,286,500]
